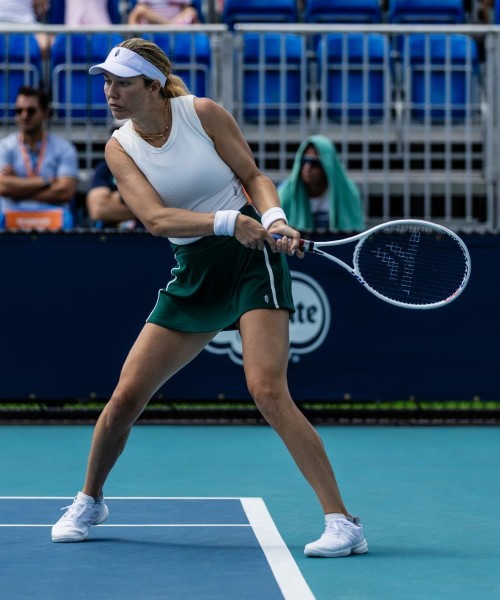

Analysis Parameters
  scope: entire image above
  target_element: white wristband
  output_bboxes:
[261,207,288,230]
[214,210,240,236]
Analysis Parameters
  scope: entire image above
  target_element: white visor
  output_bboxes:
[89,46,167,86]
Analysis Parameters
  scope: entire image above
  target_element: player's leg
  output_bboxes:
[83,322,217,497]
[239,308,367,557]
[51,322,216,542]
[239,308,346,513]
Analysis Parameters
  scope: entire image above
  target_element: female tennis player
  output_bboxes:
[51,37,368,558]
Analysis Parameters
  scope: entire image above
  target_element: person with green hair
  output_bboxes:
[278,134,365,232]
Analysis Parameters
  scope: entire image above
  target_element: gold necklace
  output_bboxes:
[132,101,171,142]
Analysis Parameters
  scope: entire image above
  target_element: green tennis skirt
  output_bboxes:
[147,205,295,333]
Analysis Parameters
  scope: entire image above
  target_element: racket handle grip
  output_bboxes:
[271,233,308,252]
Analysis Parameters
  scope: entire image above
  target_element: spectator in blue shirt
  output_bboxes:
[0,86,79,229]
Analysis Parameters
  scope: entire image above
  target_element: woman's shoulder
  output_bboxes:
[172,95,223,138]
[192,97,232,126]
[104,136,126,163]
[191,96,219,112]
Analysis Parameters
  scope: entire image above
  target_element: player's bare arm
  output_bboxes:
[105,137,217,238]
[106,132,289,252]
[194,98,303,255]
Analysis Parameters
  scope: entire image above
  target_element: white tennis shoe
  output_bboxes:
[51,492,109,543]
[304,513,368,558]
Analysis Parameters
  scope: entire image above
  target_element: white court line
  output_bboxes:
[1,496,315,599]
[241,498,315,600]
[0,524,251,527]
[0,496,246,500]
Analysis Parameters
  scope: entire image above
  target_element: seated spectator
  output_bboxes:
[86,156,142,230]
[278,134,364,233]
[128,0,199,25]
[478,0,494,23]
[215,0,224,20]
[0,86,79,230]
[0,0,51,57]
[64,0,112,25]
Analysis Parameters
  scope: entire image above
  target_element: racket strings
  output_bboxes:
[355,226,469,305]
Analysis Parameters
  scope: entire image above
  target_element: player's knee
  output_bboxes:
[247,378,288,424]
[106,388,145,430]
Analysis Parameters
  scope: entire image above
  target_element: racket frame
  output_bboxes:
[293,219,471,310]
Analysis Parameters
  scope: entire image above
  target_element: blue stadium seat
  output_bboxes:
[142,33,211,97]
[389,0,465,57]
[51,33,124,122]
[389,0,465,23]
[0,34,42,118]
[47,0,123,23]
[223,0,298,29]
[402,33,479,122]
[305,0,383,23]
[317,33,390,122]
[239,33,304,123]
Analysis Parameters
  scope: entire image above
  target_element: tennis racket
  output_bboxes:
[273,219,471,309]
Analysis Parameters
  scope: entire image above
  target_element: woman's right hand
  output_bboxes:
[268,221,305,258]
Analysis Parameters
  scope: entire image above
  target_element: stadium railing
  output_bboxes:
[0,23,499,232]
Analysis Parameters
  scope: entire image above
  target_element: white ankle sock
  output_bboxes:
[325,513,347,523]
[78,492,95,503]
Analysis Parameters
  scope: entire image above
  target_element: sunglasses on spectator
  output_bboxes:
[14,107,38,116]
[300,156,322,167]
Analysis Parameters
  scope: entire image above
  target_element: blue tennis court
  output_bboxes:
[2,425,500,599]
[1,496,312,599]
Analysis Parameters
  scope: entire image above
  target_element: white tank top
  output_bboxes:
[113,95,247,244]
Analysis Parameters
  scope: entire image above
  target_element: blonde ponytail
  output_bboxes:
[164,73,190,98]
[118,37,191,98]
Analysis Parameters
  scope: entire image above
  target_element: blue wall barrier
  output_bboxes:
[0,231,497,402]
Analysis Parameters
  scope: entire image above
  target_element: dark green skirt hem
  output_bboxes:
[146,206,295,333]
